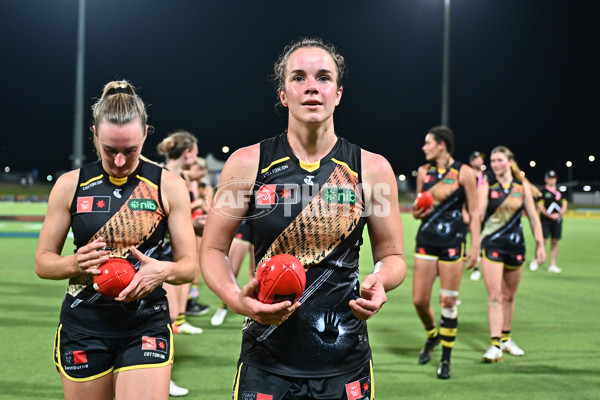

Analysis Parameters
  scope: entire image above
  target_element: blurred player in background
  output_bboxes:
[157,131,207,333]
[479,146,545,363]
[529,170,567,273]
[411,126,480,379]
[199,37,406,399]
[35,80,197,400]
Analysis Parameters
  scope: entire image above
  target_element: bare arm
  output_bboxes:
[35,170,108,280]
[161,170,199,283]
[459,164,481,268]
[349,150,406,320]
[412,164,431,219]
[199,145,299,325]
[478,179,489,226]
[523,181,546,264]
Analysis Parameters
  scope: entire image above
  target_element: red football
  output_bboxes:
[256,254,306,304]
[93,257,136,298]
[192,209,204,218]
[415,190,434,210]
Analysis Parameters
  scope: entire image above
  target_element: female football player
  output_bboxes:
[411,126,481,379]
[199,37,406,399]
[35,80,197,400]
[479,146,545,362]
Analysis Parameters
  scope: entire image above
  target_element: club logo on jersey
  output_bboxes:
[256,184,277,205]
[345,378,370,400]
[491,190,500,199]
[255,184,300,207]
[113,188,122,198]
[304,175,315,185]
[424,175,434,184]
[322,187,357,205]
[76,196,111,213]
[141,336,168,354]
[127,199,158,211]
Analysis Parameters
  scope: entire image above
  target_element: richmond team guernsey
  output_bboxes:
[481,176,526,258]
[416,161,467,250]
[60,159,170,337]
[243,133,368,378]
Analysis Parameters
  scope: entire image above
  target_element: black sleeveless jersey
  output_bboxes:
[481,175,525,253]
[242,133,369,378]
[416,161,467,247]
[60,159,170,337]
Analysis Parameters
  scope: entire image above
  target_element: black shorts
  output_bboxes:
[232,359,374,400]
[541,217,562,240]
[54,323,173,381]
[415,242,465,263]
[482,247,524,269]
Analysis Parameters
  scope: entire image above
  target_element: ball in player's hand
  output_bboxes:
[192,209,203,218]
[256,254,306,304]
[415,190,434,210]
[93,257,135,297]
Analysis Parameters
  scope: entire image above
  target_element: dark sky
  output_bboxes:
[1,0,598,185]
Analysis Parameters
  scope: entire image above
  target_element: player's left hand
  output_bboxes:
[465,245,480,269]
[349,274,387,320]
[115,246,165,302]
[535,244,547,266]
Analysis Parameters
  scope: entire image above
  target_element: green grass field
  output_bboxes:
[0,202,599,399]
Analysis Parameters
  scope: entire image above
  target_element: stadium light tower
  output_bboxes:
[71,0,86,170]
[441,0,451,127]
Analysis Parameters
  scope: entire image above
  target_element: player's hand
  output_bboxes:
[116,246,165,302]
[349,274,387,320]
[412,205,431,220]
[73,237,109,275]
[535,244,547,266]
[465,245,480,269]
[236,278,301,325]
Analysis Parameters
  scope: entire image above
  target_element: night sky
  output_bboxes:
[1,0,598,186]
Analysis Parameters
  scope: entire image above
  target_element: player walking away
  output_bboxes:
[199,37,407,399]
[156,131,207,337]
[466,151,487,281]
[529,170,567,273]
[35,80,198,400]
[211,219,256,326]
[478,146,545,363]
[412,127,481,379]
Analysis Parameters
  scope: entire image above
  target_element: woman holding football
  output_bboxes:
[479,146,545,363]
[35,80,197,400]
[411,126,480,379]
[199,37,406,399]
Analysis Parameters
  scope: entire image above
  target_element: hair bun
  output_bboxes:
[102,81,136,99]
